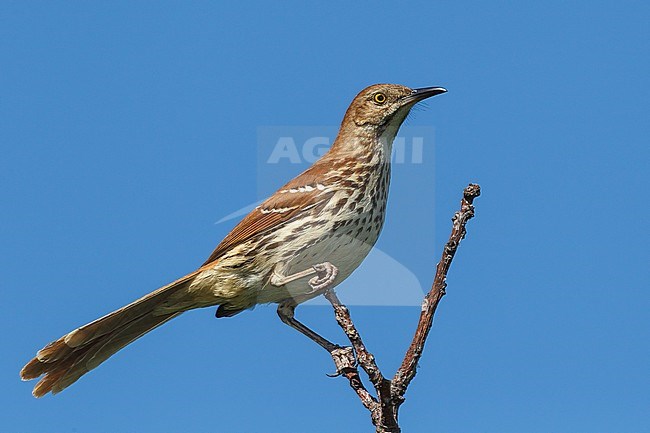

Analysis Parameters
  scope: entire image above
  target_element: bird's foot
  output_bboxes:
[308,262,338,292]
[327,346,357,377]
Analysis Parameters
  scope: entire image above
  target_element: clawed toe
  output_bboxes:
[308,262,339,291]
[328,346,356,377]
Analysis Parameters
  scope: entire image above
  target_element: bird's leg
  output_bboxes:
[277,301,340,353]
[275,262,353,374]
[270,261,338,294]
[270,267,315,286]
[275,261,342,353]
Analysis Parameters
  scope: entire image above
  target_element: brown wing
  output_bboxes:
[202,164,336,266]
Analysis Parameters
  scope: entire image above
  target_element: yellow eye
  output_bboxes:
[373,93,387,104]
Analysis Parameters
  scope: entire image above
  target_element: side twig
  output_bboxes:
[392,182,481,404]
[323,183,481,433]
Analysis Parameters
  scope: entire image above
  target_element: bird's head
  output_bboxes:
[342,83,447,132]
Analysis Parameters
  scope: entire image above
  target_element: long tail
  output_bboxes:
[20,270,202,397]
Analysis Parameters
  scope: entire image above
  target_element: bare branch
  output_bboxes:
[392,183,481,402]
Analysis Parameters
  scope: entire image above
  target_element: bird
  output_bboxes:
[20,83,447,397]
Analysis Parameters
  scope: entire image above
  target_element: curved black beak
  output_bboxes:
[403,86,447,105]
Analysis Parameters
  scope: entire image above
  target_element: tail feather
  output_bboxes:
[21,271,201,397]
[53,312,180,396]
[85,312,180,372]
[63,272,200,349]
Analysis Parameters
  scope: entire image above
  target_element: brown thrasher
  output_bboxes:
[20,83,446,397]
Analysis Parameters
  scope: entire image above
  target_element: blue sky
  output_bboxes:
[2,1,648,432]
